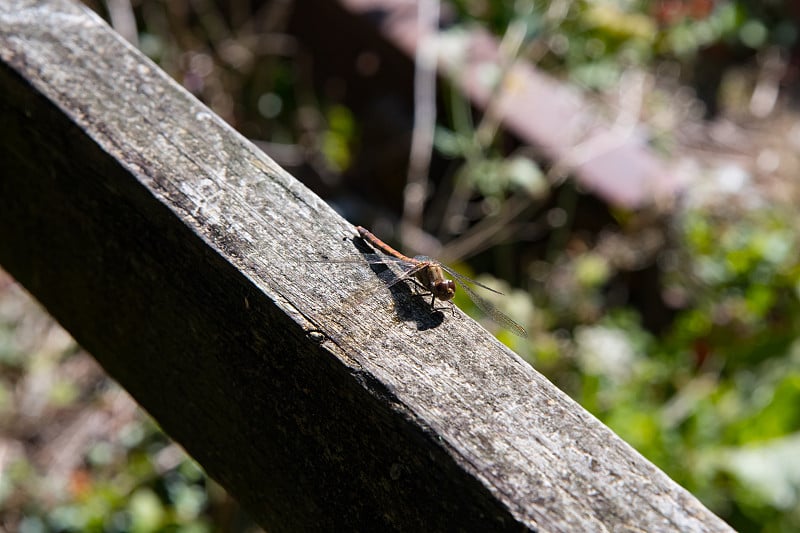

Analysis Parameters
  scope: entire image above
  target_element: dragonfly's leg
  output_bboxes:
[399,278,448,315]
[401,279,441,314]
[424,292,456,316]
[407,278,430,295]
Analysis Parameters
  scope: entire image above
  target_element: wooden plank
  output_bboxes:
[0,1,731,531]
[334,0,678,208]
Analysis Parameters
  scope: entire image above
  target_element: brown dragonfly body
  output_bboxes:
[355,226,527,337]
[357,226,456,306]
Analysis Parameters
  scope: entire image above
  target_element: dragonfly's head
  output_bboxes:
[432,279,456,301]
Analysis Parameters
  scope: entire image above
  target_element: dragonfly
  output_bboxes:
[321,226,528,338]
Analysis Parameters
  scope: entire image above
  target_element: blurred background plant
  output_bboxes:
[3,0,800,531]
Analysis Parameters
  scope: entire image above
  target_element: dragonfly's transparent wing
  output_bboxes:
[308,253,425,299]
[441,267,528,338]
[416,257,506,296]
[310,253,414,269]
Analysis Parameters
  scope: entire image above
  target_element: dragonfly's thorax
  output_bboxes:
[416,264,456,301]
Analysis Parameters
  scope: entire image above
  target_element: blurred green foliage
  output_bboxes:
[321,104,358,172]
[0,278,229,532]
[518,200,800,531]
[451,1,799,90]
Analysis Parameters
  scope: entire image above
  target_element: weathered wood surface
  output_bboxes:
[0,1,731,531]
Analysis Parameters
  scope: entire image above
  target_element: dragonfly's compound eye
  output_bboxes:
[433,279,456,301]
